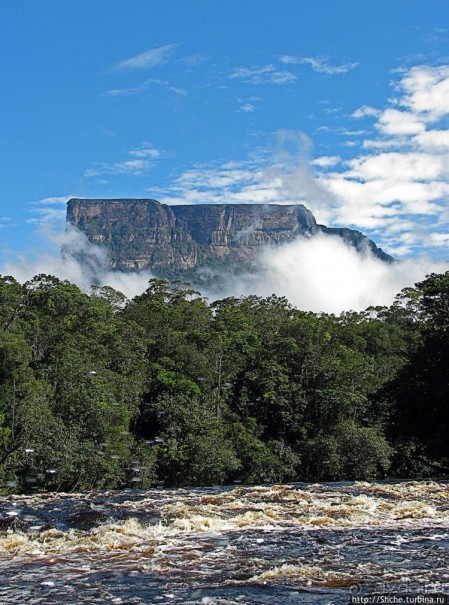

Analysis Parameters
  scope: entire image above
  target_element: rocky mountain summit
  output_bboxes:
[66,198,393,275]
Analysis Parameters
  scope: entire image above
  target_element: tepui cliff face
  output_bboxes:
[66,198,393,274]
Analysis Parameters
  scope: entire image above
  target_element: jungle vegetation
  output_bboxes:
[0,271,448,492]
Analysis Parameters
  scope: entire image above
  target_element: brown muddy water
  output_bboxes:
[0,481,448,604]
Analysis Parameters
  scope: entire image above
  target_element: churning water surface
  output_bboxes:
[0,481,448,604]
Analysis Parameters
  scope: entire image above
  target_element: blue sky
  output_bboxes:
[1,0,449,272]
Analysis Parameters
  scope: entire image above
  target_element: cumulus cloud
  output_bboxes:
[376,108,425,136]
[114,44,176,70]
[320,63,449,257]
[160,59,449,257]
[413,129,449,150]
[399,64,449,120]
[345,152,446,182]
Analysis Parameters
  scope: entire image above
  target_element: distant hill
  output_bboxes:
[66,198,393,278]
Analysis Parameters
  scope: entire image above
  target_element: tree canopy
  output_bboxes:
[1,271,448,492]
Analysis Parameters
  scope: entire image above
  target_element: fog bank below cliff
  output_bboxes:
[2,225,448,314]
[200,233,449,313]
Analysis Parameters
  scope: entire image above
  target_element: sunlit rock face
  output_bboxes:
[66,198,393,273]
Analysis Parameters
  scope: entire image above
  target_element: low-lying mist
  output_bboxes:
[2,225,447,313]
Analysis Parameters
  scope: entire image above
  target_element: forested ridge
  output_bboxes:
[0,271,448,493]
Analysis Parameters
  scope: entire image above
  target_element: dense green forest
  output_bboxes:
[0,271,448,493]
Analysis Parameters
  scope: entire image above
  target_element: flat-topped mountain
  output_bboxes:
[66,198,393,274]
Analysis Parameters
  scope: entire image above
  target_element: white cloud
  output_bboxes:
[236,96,262,113]
[280,55,360,75]
[106,82,153,97]
[30,195,73,207]
[361,138,407,150]
[106,78,187,98]
[202,233,449,314]
[156,133,339,225]
[352,105,381,119]
[0,216,11,230]
[3,223,448,316]
[310,64,449,258]
[156,162,280,206]
[336,128,366,136]
[239,103,256,113]
[1,226,155,300]
[128,144,160,160]
[27,195,75,226]
[377,108,425,136]
[413,129,449,150]
[178,54,208,66]
[428,232,449,246]
[229,65,296,85]
[345,152,446,182]
[85,143,160,177]
[399,64,449,120]
[159,56,449,258]
[114,44,176,70]
[169,86,187,96]
[26,208,67,225]
[312,155,341,167]
[10,63,449,312]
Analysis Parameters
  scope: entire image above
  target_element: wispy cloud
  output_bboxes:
[280,55,360,75]
[106,78,187,98]
[169,86,187,96]
[229,65,296,85]
[178,54,208,66]
[152,134,335,221]
[114,44,177,70]
[0,216,11,230]
[239,103,257,113]
[84,143,160,177]
[30,196,74,207]
[27,196,75,226]
[106,81,154,97]
[27,208,67,226]
[236,96,262,113]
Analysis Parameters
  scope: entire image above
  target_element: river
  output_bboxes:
[0,481,448,604]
